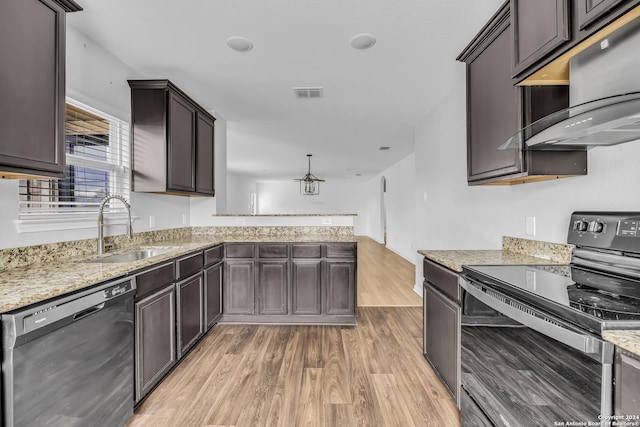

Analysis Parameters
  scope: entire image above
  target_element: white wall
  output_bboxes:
[226,172,257,215]
[363,154,416,262]
[412,62,640,290]
[254,180,368,235]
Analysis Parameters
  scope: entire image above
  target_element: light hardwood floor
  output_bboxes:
[356,236,422,307]
[128,238,459,427]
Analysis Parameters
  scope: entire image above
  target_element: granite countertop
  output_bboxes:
[602,330,640,356]
[0,234,357,313]
[418,249,565,272]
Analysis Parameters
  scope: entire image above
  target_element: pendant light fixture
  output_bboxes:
[294,154,325,195]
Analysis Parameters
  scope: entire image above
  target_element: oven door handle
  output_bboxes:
[460,278,613,363]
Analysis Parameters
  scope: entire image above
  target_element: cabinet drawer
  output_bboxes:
[225,243,255,258]
[176,252,204,280]
[325,243,356,258]
[135,262,175,301]
[423,259,461,303]
[258,244,288,258]
[292,244,321,258]
[204,245,223,266]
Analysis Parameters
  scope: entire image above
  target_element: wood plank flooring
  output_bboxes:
[356,236,422,307]
[128,237,458,427]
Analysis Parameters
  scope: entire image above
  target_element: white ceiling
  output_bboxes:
[68,0,503,182]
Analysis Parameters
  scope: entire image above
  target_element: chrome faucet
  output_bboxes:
[98,195,133,255]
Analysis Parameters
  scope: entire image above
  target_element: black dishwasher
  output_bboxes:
[1,276,136,427]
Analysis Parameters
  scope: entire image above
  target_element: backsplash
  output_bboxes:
[0,228,192,271]
[502,236,573,264]
[192,226,354,237]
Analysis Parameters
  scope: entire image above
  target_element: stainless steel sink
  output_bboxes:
[84,247,179,263]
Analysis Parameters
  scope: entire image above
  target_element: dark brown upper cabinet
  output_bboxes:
[511,0,570,76]
[196,113,215,195]
[128,80,215,197]
[458,2,587,185]
[0,0,81,179]
[458,4,522,183]
[515,0,640,84]
[578,0,626,29]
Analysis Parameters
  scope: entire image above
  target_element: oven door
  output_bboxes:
[459,277,614,427]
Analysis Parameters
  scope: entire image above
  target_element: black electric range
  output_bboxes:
[463,263,640,335]
[458,212,640,425]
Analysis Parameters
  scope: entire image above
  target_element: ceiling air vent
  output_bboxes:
[378,146,391,150]
[293,87,323,98]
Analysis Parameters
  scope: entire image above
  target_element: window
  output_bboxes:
[18,100,130,222]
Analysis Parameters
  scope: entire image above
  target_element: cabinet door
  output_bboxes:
[424,283,461,406]
[615,348,640,415]
[195,112,215,195]
[577,0,625,29]
[511,0,570,76]
[224,260,255,314]
[0,0,66,178]
[292,260,322,315]
[324,260,356,315]
[466,9,521,182]
[176,272,204,359]
[167,91,196,192]
[258,260,288,315]
[204,262,223,330]
[135,285,176,403]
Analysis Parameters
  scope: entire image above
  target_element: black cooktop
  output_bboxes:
[462,264,640,333]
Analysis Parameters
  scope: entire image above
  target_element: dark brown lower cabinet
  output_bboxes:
[204,261,223,331]
[224,260,255,314]
[134,284,176,403]
[324,260,356,316]
[176,272,204,359]
[423,282,461,406]
[222,243,356,324]
[258,260,288,315]
[615,347,640,415]
[292,260,322,315]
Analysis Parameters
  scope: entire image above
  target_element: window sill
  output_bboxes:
[15,214,139,234]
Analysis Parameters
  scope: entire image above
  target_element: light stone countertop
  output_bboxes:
[418,249,567,272]
[0,235,356,313]
[602,330,640,356]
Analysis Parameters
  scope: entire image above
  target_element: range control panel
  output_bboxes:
[568,212,640,253]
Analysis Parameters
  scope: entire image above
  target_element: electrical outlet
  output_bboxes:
[526,216,536,236]
[182,214,188,225]
[423,192,428,202]
[149,215,156,229]
[322,218,332,225]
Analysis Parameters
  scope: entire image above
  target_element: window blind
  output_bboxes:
[19,100,131,218]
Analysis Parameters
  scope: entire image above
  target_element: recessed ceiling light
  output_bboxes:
[350,33,376,50]
[226,36,253,52]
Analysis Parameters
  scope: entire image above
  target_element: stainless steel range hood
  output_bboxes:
[501,16,640,151]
